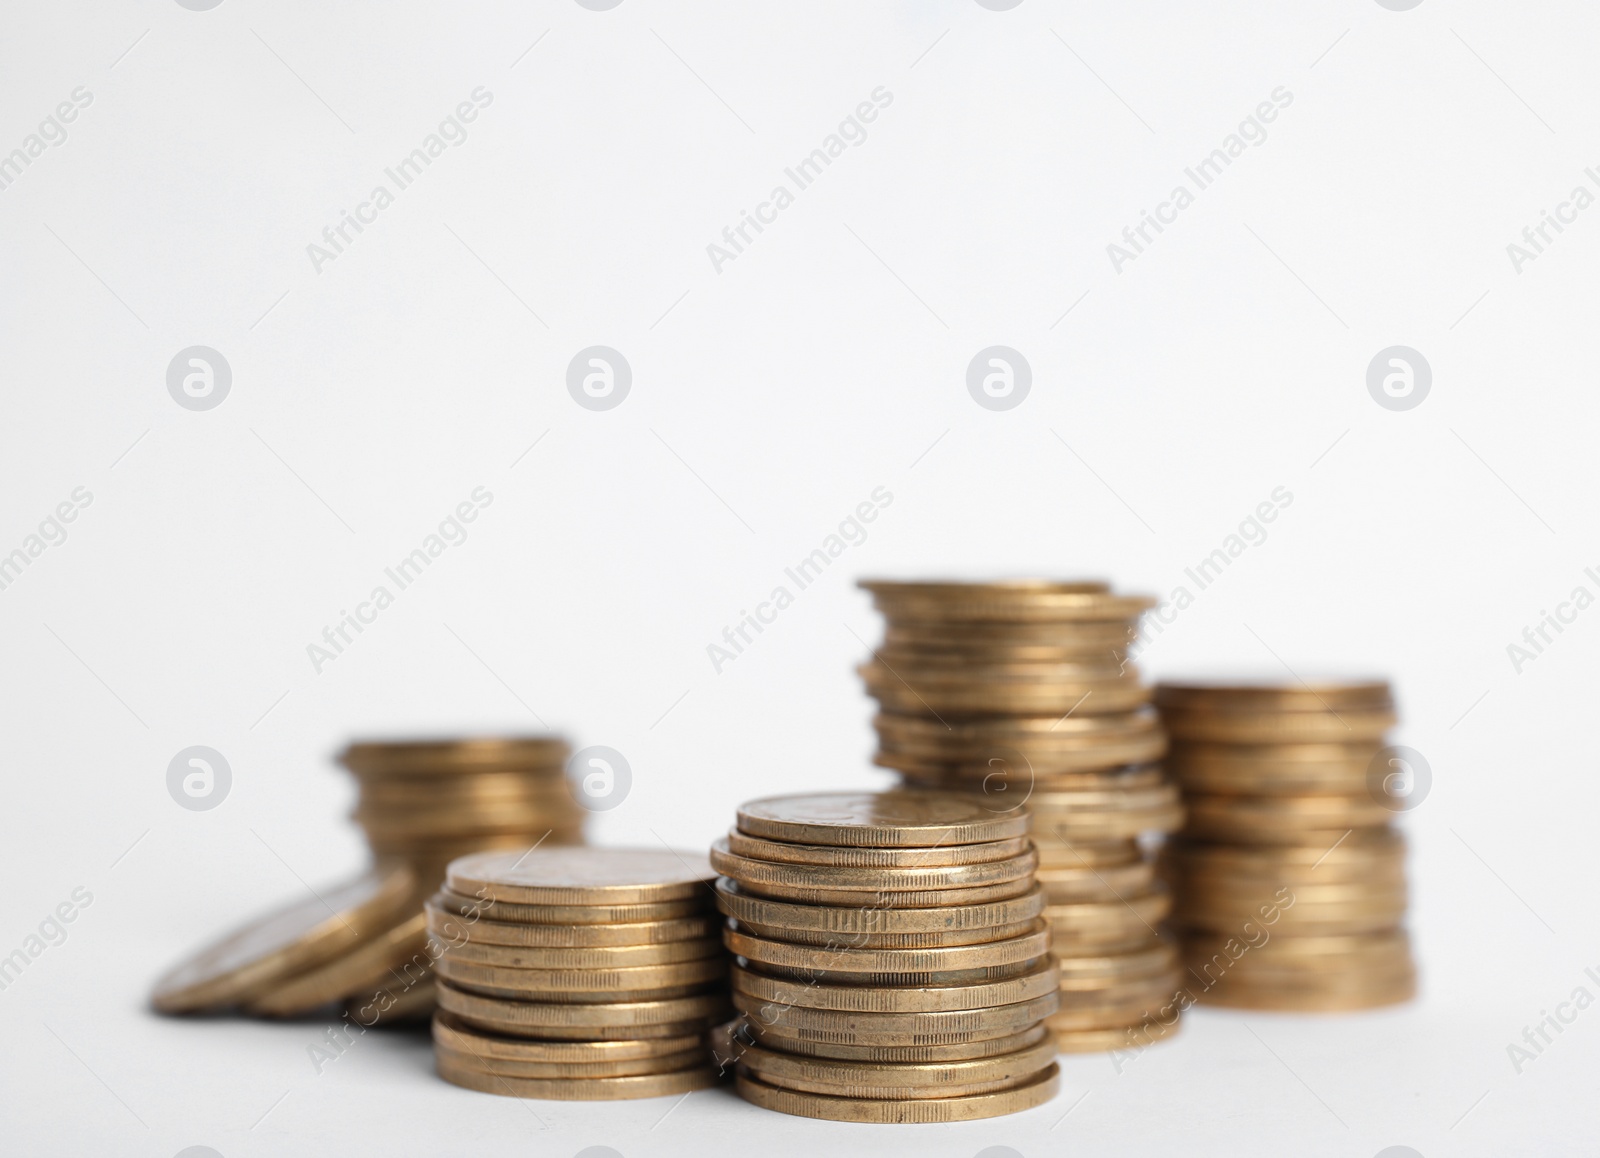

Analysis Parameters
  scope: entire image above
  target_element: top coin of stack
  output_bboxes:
[1156,680,1417,1011]
[858,581,1186,1054]
[430,847,729,1100]
[713,791,1061,1123]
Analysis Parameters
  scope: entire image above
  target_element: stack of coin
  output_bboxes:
[428,847,729,1099]
[857,581,1186,1054]
[1156,681,1417,1010]
[151,735,584,1021]
[713,791,1061,1122]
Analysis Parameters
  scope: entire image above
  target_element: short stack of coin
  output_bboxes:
[713,791,1061,1122]
[151,736,585,1022]
[1156,680,1416,1011]
[428,847,729,1099]
[857,581,1186,1053]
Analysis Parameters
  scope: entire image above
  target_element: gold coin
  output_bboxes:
[1166,740,1383,794]
[347,979,437,1026]
[437,983,732,1038]
[724,924,1049,975]
[433,1012,703,1061]
[1035,858,1155,903]
[715,878,1043,935]
[737,1034,1055,1091]
[710,838,1038,892]
[881,619,1135,652]
[437,1042,706,1079]
[151,867,416,1014]
[1194,969,1415,1012]
[732,958,1058,1014]
[859,578,1151,622]
[1153,681,1393,713]
[741,1067,1032,1100]
[728,916,1042,951]
[436,954,726,996]
[437,1051,720,1100]
[1054,942,1176,984]
[736,791,1029,848]
[1052,1015,1180,1054]
[441,936,722,969]
[1184,929,1410,962]
[748,1022,1049,1062]
[249,911,430,1017]
[735,989,1059,1044]
[1044,890,1171,948]
[1163,831,1403,872]
[1034,839,1141,869]
[873,709,1163,756]
[1182,793,1395,834]
[1031,792,1184,842]
[724,829,1031,868]
[432,888,711,926]
[341,736,569,777]
[861,664,1152,717]
[1160,707,1396,744]
[357,771,570,800]
[727,875,1036,909]
[426,902,718,947]
[734,1063,1060,1121]
[446,847,714,905]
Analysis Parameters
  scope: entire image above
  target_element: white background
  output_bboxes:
[2,0,1597,1154]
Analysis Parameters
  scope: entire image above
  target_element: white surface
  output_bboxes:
[2,1,1596,1155]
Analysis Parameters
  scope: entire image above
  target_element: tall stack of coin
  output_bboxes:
[429,847,729,1099]
[713,791,1061,1122]
[857,581,1186,1053]
[151,736,584,1021]
[1156,681,1416,1010]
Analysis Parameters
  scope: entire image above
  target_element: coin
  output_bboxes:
[1043,890,1171,944]
[715,878,1045,934]
[736,1034,1056,1092]
[1035,858,1155,903]
[432,1012,704,1061]
[724,830,1031,868]
[735,791,1029,848]
[726,875,1037,908]
[1052,1015,1180,1054]
[727,916,1043,951]
[723,924,1050,975]
[249,910,429,1017]
[710,838,1039,892]
[734,1063,1060,1122]
[1159,707,1396,744]
[437,1042,707,1080]
[151,867,417,1014]
[432,889,711,926]
[437,983,733,1038]
[1053,942,1176,984]
[736,989,1061,1043]
[859,578,1152,622]
[861,663,1152,717]
[882,620,1135,653]
[446,847,715,905]
[426,901,719,948]
[437,1052,720,1100]
[341,737,570,777]
[732,958,1059,1014]
[1034,839,1142,869]
[1165,741,1382,794]
[1153,681,1393,713]
[437,952,726,994]
[441,936,722,969]
[749,1023,1049,1063]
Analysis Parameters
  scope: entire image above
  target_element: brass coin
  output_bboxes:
[426,902,719,948]
[437,983,732,1038]
[881,619,1135,652]
[859,578,1152,622]
[341,736,569,777]
[1053,1015,1180,1054]
[748,1022,1049,1063]
[1166,740,1383,795]
[437,1051,720,1099]
[151,867,416,1014]
[872,709,1163,756]
[734,1063,1061,1122]
[862,664,1152,717]
[742,1067,1034,1101]
[750,960,1041,989]
[732,958,1058,1014]
[1036,858,1155,903]
[446,847,715,905]
[724,924,1050,975]
[728,875,1036,909]
[727,915,1043,951]
[1160,707,1396,744]
[437,1042,706,1079]
[1153,681,1393,713]
[1044,890,1171,947]
[436,955,726,997]
[1163,831,1404,872]
[1183,929,1410,962]
[710,837,1038,892]
[433,1012,703,1062]
[441,936,722,969]
[1053,942,1176,984]
[724,829,1031,868]
[432,888,711,926]
[715,878,1044,935]
[249,910,430,1017]
[736,791,1029,848]
[736,1034,1056,1091]
[1034,839,1142,869]
[735,990,1060,1044]
[357,771,570,801]
[1182,793,1395,835]
[1194,969,1415,1012]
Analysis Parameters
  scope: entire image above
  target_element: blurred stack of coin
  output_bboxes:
[714,791,1060,1122]
[1156,681,1417,1011]
[150,736,583,1021]
[429,847,729,1099]
[858,581,1186,1054]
